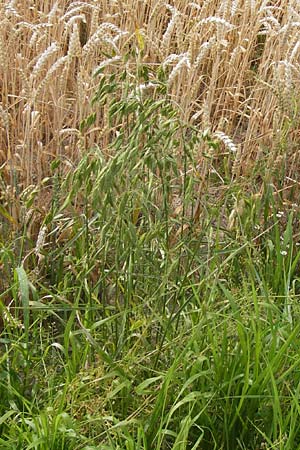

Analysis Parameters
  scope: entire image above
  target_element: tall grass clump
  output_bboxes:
[2,1,300,450]
[1,59,300,449]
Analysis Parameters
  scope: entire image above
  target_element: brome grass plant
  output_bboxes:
[2,1,300,450]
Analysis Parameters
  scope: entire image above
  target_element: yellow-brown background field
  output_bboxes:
[1,0,299,199]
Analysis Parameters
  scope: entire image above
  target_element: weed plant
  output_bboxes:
[2,61,300,450]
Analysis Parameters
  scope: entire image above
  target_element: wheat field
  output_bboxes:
[1,0,300,191]
[3,2,300,449]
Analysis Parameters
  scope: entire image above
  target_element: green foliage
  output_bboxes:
[1,65,300,450]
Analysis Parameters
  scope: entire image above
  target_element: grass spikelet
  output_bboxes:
[58,60,71,92]
[202,90,212,130]
[230,0,239,18]
[0,104,10,129]
[0,32,8,69]
[214,130,238,153]
[228,44,247,67]
[35,34,49,54]
[93,55,122,75]
[68,23,82,58]
[163,53,184,67]
[289,39,300,60]
[34,55,69,99]
[16,54,31,98]
[61,5,90,23]
[76,69,87,110]
[217,0,230,20]
[31,42,59,80]
[5,0,21,19]
[35,225,47,257]
[148,0,165,23]
[66,14,86,28]
[29,30,39,49]
[161,6,181,57]
[90,6,100,35]
[197,16,235,30]
[231,144,242,178]
[187,2,201,13]
[59,128,80,136]
[193,37,216,68]
[82,23,127,58]
[48,1,60,24]
[168,54,191,87]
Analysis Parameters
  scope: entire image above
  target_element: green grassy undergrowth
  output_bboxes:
[1,67,300,450]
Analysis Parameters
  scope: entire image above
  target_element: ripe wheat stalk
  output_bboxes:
[0,0,300,224]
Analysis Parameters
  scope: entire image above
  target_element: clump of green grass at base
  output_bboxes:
[1,68,300,450]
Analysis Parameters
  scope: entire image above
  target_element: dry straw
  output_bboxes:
[1,0,300,192]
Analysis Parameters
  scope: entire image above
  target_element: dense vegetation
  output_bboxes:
[1,1,300,449]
